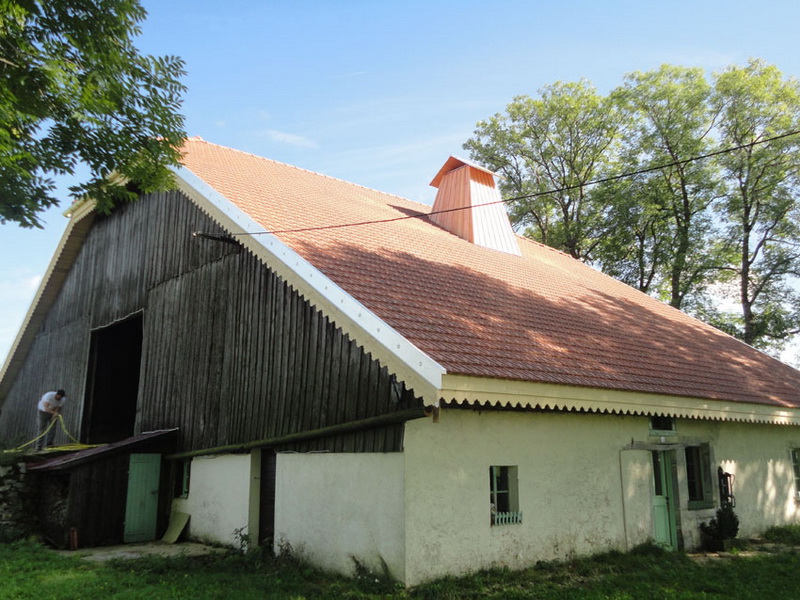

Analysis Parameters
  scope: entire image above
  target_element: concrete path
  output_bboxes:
[56,541,229,562]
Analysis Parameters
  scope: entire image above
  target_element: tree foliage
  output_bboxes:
[465,60,800,355]
[711,60,800,348]
[464,81,622,260]
[0,0,186,228]
[600,66,721,310]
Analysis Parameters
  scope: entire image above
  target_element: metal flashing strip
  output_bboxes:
[173,166,446,403]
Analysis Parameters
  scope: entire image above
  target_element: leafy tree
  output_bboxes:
[600,66,722,310]
[465,61,800,354]
[590,173,671,295]
[464,81,622,260]
[0,0,186,228]
[711,60,800,349]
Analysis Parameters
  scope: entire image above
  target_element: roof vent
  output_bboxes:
[429,156,521,256]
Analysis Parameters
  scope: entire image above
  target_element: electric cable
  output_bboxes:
[207,129,800,238]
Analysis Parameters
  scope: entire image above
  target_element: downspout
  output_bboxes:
[165,406,434,460]
[618,449,629,551]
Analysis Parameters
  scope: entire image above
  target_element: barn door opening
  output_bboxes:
[83,315,143,444]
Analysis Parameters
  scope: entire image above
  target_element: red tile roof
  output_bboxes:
[180,138,800,409]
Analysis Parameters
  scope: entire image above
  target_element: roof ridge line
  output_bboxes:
[183,136,434,211]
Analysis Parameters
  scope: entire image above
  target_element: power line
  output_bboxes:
[221,129,800,237]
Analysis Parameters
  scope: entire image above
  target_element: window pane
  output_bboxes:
[490,465,520,525]
[685,446,703,501]
[652,452,663,496]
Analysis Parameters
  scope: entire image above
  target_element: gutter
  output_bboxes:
[165,406,433,460]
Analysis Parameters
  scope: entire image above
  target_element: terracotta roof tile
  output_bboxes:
[180,138,800,409]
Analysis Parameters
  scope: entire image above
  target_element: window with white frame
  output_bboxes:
[685,444,713,509]
[489,465,522,525]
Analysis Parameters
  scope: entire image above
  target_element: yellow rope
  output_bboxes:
[10,417,57,451]
[55,414,82,445]
[7,414,84,452]
[44,443,99,451]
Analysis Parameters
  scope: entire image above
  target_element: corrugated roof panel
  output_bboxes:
[28,429,178,471]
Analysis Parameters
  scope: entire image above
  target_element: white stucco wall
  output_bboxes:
[402,409,800,586]
[273,452,405,580]
[675,419,800,548]
[164,410,800,586]
[172,453,254,548]
[403,410,640,585]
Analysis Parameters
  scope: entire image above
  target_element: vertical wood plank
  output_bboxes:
[0,189,419,454]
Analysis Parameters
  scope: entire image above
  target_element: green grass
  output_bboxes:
[763,524,800,545]
[3,540,800,599]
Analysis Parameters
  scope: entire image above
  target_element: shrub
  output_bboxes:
[700,504,740,545]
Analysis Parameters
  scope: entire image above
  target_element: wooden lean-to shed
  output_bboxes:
[27,430,176,549]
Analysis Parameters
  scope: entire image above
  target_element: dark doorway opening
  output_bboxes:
[82,315,143,444]
[259,450,276,546]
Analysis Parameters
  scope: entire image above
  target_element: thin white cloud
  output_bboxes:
[314,131,470,203]
[331,70,368,80]
[25,274,41,290]
[0,274,41,365]
[261,129,318,149]
[0,274,42,301]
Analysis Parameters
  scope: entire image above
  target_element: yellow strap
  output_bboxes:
[9,414,82,452]
[11,416,58,451]
[55,414,82,445]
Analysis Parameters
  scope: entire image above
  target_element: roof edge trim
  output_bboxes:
[440,374,800,426]
[173,166,446,403]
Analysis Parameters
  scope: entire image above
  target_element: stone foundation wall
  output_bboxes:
[0,461,38,542]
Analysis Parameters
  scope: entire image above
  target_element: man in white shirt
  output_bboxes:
[36,389,66,450]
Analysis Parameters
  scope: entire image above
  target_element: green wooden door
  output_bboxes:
[652,451,677,550]
[124,453,161,543]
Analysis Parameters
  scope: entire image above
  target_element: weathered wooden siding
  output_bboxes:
[64,453,130,547]
[0,190,420,452]
[0,319,90,447]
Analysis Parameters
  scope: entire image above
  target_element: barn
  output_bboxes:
[2,137,800,585]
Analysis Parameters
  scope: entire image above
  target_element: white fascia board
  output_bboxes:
[440,374,800,426]
[173,166,445,404]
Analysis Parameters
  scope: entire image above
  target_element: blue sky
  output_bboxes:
[3,0,800,366]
